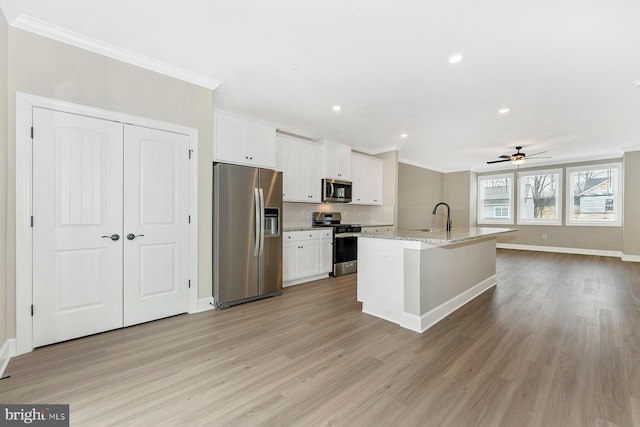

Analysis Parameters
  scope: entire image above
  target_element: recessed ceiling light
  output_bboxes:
[448,53,463,64]
[498,108,510,114]
[332,105,342,111]
[400,133,408,138]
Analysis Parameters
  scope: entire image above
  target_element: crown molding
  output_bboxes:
[7,13,221,90]
[353,144,400,155]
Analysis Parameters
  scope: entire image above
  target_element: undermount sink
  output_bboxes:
[412,228,445,232]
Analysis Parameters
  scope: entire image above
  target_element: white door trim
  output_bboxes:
[15,92,200,355]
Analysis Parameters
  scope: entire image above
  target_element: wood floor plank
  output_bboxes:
[2,249,640,426]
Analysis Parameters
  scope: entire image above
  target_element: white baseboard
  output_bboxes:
[197,297,215,312]
[283,273,331,288]
[416,275,497,333]
[622,254,640,262]
[1,339,16,378]
[497,243,622,258]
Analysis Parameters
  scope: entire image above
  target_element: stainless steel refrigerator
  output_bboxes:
[213,163,283,309]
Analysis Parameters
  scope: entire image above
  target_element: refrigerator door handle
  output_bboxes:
[253,188,260,257]
[259,188,265,256]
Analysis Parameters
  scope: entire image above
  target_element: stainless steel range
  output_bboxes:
[312,212,361,277]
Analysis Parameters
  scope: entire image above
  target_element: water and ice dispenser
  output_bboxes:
[264,208,280,236]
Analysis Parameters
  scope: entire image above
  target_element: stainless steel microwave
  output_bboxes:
[322,178,352,203]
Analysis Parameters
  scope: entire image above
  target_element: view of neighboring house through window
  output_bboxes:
[478,173,514,224]
[566,163,622,226]
[518,169,562,225]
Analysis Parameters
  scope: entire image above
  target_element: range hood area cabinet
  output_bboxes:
[276,135,322,202]
[351,153,383,206]
[214,108,276,169]
[321,139,352,181]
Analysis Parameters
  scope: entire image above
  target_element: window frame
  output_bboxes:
[477,172,515,225]
[565,162,623,227]
[517,168,563,226]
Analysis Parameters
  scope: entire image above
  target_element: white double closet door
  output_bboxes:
[32,108,190,348]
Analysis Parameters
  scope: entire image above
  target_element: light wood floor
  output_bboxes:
[2,249,640,426]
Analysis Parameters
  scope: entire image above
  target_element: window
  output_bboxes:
[518,169,562,225]
[566,163,622,226]
[478,173,514,224]
[494,207,509,217]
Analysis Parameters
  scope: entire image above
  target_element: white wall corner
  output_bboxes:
[621,254,640,262]
[197,297,215,312]
[0,339,17,378]
[0,0,19,23]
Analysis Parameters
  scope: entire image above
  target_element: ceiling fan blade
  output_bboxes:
[498,155,511,159]
[528,156,552,159]
[486,159,512,164]
[526,151,547,157]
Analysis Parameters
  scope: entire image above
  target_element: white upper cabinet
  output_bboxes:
[350,153,383,205]
[214,109,276,169]
[321,139,351,180]
[276,136,322,202]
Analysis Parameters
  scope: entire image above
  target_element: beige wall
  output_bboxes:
[443,170,474,228]
[4,28,214,338]
[397,162,443,231]
[623,151,640,256]
[0,10,8,345]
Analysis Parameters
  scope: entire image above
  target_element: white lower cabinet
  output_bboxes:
[320,236,333,274]
[283,229,333,286]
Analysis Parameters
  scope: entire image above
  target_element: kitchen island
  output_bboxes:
[357,227,515,333]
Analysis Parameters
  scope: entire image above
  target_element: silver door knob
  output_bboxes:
[127,233,145,240]
[101,234,120,241]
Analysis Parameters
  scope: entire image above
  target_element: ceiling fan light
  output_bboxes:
[512,158,525,166]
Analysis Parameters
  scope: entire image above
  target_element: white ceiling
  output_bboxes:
[4,0,640,172]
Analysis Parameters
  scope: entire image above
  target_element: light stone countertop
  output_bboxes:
[358,227,516,246]
[283,226,317,232]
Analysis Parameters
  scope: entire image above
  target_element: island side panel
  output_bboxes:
[418,237,497,331]
[357,237,406,325]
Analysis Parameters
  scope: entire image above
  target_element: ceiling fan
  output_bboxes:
[486,146,551,166]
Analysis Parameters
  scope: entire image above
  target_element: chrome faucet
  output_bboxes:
[432,202,452,232]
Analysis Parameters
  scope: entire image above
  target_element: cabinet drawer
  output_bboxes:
[284,230,321,242]
[320,230,332,239]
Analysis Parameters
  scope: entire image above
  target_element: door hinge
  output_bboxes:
[188,149,193,159]
[30,127,34,139]
[188,215,191,224]
[188,279,191,289]
[30,216,34,227]
[31,305,34,316]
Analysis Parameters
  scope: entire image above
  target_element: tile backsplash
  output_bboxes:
[283,202,394,227]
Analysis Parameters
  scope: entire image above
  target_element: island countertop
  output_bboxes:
[358,227,516,246]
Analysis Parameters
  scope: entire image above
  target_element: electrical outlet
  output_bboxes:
[542,234,548,240]
[381,252,391,261]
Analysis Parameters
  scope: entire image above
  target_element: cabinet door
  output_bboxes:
[320,238,333,274]
[299,142,322,202]
[351,154,367,204]
[278,138,298,201]
[247,121,276,168]
[214,113,247,164]
[369,157,383,205]
[323,140,352,180]
[283,241,299,281]
[298,240,320,277]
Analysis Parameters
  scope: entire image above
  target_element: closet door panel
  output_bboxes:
[123,125,190,326]
[32,108,124,347]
